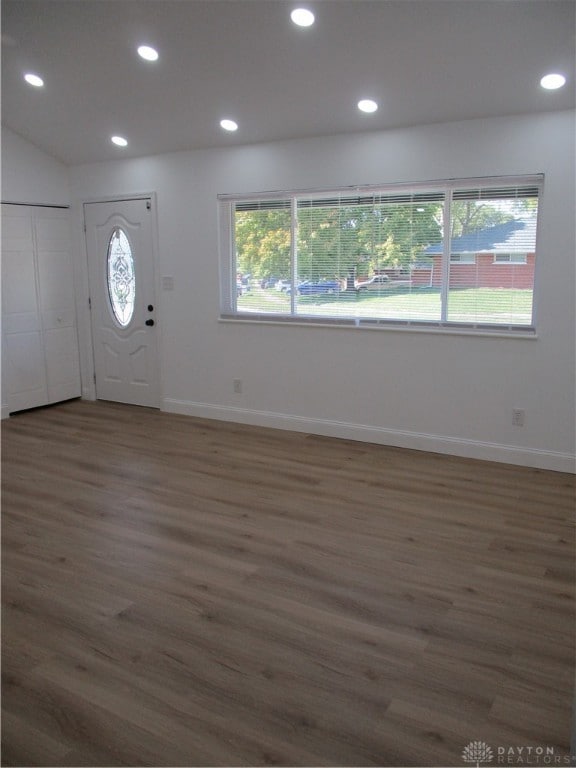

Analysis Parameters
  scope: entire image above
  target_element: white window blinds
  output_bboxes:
[221,176,542,332]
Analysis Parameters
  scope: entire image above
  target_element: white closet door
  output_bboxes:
[35,209,81,403]
[2,206,48,412]
[1,204,81,413]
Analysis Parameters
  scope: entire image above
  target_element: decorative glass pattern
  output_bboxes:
[107,227,135,326]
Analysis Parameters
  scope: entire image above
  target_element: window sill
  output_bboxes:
[219,314,538,339]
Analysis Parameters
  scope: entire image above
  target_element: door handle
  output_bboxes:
[145,319,155,327]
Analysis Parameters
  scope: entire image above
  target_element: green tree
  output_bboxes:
[366,203,443,269]
[297,205,363,281]
[235,209,291,279]
[234,200,446,283]
[451,200,512,237]
[296,201,443,280]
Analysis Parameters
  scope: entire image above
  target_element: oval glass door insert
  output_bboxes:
[107,227,135,326]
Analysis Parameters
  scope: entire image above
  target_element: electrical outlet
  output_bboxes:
[233,379,242,394]
[512,408,525,427]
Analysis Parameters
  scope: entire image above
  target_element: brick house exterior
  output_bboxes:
[412,218,536,289]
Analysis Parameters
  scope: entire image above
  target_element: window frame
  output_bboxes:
[493,252,528,264]
[450,253,477,264]
[219,174,542,335]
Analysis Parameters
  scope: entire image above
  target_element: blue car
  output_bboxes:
[297,280,342,296]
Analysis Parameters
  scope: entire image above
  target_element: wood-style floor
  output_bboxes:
[2,399,575,767]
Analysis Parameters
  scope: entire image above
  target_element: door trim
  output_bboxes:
[82,193,161,406]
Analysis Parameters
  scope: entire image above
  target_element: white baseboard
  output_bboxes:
[162,398,575,474]
[1,404,10,420]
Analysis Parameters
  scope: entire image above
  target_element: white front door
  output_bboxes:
[85,198,159,408]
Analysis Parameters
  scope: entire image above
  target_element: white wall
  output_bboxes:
[1,126,70,206]
[68,110,575,471]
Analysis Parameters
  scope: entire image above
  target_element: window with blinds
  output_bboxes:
[220,175,542,332]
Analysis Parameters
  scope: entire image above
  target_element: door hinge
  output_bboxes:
[88,297,92,309]
[83,222,87,232]
[93,373,96,384]
[146,200,151,211]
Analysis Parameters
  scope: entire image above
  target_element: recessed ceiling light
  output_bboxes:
[291,8,315,27]
[358,99,378,113]
[540,73,566,90]
[111,135,128,147]
[220,119,238,132]
[24,73,44,87]
[137,45,159,62]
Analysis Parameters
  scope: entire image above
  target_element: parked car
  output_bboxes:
[298,280,342,296]
[356,274,411,291]
[274,279,292,292]
[356,275,390,291]
[260,276,279,289]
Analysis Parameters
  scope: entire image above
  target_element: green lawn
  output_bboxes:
[237,287,533,325]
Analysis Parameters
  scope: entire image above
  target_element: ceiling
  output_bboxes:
[2,0,574,166]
